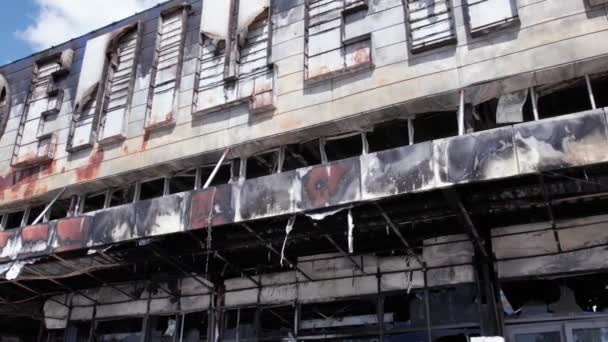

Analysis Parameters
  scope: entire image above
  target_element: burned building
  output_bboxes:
[1,0,608,341]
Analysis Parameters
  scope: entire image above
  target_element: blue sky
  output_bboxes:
[0,0,163,66]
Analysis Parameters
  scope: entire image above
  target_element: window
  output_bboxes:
[146,5,189,130]
[223,307,258,342]
[0,74,10,138]
[182,311,209,342]
[305,0,373,82]
[465,0,519,37]
[12,51,72,168]
[406,0,456,54]
[196,0,276,115]
[69,23,140,152]
[94,318,144,342]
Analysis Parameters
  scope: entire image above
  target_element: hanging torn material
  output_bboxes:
[5,259,39,280]
[306,207,348,221]
[237,0,269,45]
[200,0,230,41]
[496,89,529,124]
[280,216,297,267]
[348,209,355,254]
[164,318,176,336]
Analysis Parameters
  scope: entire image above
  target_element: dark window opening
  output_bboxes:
[139,178,166,201]
[384,291,427,331]
[183,311,209,342]
[95,318,144,341]
[67,321,92,342]
[26,205,46,225]
[413,112,458,143]
[223,307,258,342]
[367,120,410,153]
[199,162,233,187]
[472,93,534,132]
[300,298,379,337]
[537,77,593,118]
[428,284,479,326]
[432,328,481,342]
[4,211,25,229]
[49,198,72,220]
[170,169,197,194]
[246,151,279,180]
[282,140,323,172]
[109,186,135,207]
[591,72,608,109]
[325,133,364,162]
[149,315,179,342]
[82,192,106,213]
[45,330,65,342]
[260,305,295,340]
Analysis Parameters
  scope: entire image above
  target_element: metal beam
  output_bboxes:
[442,188,489,259]
[23,265,99,305]
[213,252,260,287]
[241,224,313,281]
[374,203,426,268]
[322,234,366,275]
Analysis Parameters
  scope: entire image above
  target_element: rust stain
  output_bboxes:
[280,117,304,130]
[353,47,370,65]
[55,217,90,252]
[190,189,215,229]
[0,231,15,248]
[142,130,152,150]
[21,224,49,242]
[302,163,349,208]
[75,146,105,181]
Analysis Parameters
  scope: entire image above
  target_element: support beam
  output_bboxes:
[147,244,216,293]
[442,188,489,259]
[322,234,366,274]
[213,252,260,287]
[23,265,99,305]
[374,203,426,268]
[241,224,313,281]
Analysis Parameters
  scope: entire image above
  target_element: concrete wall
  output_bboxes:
[0,0,607,207]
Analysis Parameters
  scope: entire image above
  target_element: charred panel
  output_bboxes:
[0,230,19,262]
[135,193,186,238]
[90,205,135,246]
[189,184,235,230]
[19,223,51,258]
[362,142,434,200]
[238,171,296,220]
[515,109,608,173]
[54,216,92,253]
[296,157,361,211]
[445,126,517,183]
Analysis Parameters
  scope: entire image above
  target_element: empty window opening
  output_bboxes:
[367,119,410,153]
[591,72,608,109]
[182,311,209,342]
[26,205,46,225]
[413,112,458,143]
[4,211,25,230]
[260,305,295,340]
[45,330,66,342]
[282,140,323,172]
[323,132,364,162]
[108,186,136,207]
[199,162,233,187]
[223,307,257,342]
[432,329,481,342]
[82,192,107,213]
[67,321,92,342]
[473,93,534,132]
[148,315,180,341]
[384,291,427,330]
[537,77,593,119]
[48,198,72,221]
[139,178,166,201]
[245,150,280,180]
[169,169,197,194]
[300,298,379,337]
[429,284,480,326]
[94,318,144,341]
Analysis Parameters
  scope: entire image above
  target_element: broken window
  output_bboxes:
[139,178,167,201]
[48,198,73,220]
[3,210,25,230]
[169,169,198,194]
[12,51,72,168]
[406,0,456,54]
[536,77,594,119]
[367,120,411,153]
[383,291,428,334]
[146,5,189,130]
[305,0,373,82]
[472,91,534,131]
[260,305,295,340]
[428,285,480,326]
[196,0,276,115]
[282,140,323,172]
[94,317,144,342]
[413,112,458,143]
[82,191,107,213]
[0,73,10,138]
[69,23,140,152]
[182,311,209,342]
[199,161,234,187]
[322,132,366,162]
[26,205,46,225]
[108,186,136,207]
[245,149,281,179]
[222,307,258,342]
[465,0,519,37]
[148,315,180,341]
[589,72,608,109]
[300,297,379,338]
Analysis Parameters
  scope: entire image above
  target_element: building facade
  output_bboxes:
[1,0,608,340]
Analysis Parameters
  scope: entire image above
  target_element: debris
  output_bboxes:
[348,209,355,254]
[496,89,529,124]
[5,259,39,280]
[280,216,297,267]
[306,207,347,221]
[499,289,517,315]
[164,318,176,336]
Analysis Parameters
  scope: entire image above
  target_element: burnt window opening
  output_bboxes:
[199,162,234,187]
[413,112,458,143]
[26,205,46,225]
[428,284,480,326]
[66,321,92,342]
[245,150,280,180]
[590,72,608,109]
[82,192,107,213]
[4,211,25,230]
[169,169,197,194]
[139,178,166,201]
[282,140,323,172]
[182,311,209,342]
[384,291,427,330]
[472,92,534,132]
[323,132,365,162]
[109,186,136,207]
[48,198,72,221]
[367,119,411,153]
[536,77,594,119]
[94,317,144,340]
[148,315,180,341]
[300,297,379,336]
[223,307,258,342]
[260,305,295,339]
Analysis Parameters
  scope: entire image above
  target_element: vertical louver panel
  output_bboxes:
[466,0,518,37]
[99,30,138,143]
[407,0,456,53]
[147,9,186,129]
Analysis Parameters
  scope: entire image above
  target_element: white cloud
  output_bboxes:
[16,0,163,51]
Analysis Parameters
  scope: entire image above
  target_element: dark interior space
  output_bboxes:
[324,132,364,162]
[413,112,458,143]
[246,150,279,179]
[367,119,410,153]
[169,169,197,194]
[109,186,135,207]
[48,198,72,220]
[537,77,593,118]
[139,178,166,201]
[82,192,106,213]
[4,210,24,229]
[26,205,45,225]
[282,140,323,172]
[199,162,233,186]
[591,72,608,109]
